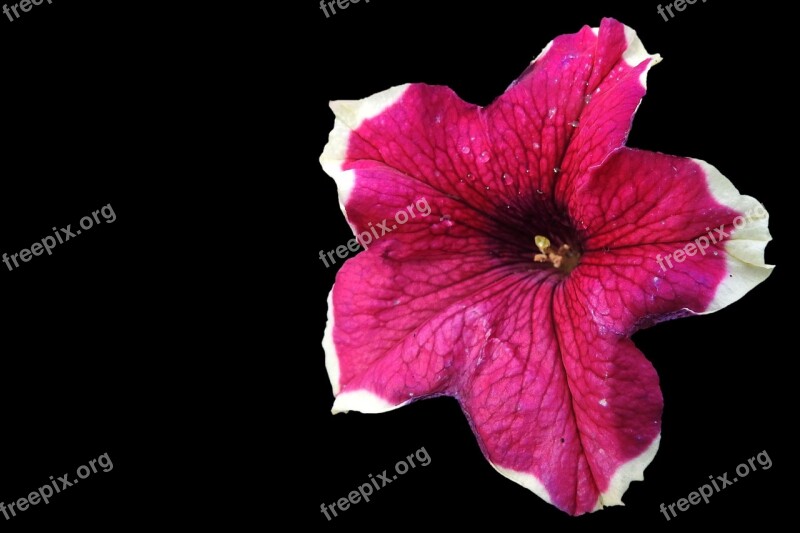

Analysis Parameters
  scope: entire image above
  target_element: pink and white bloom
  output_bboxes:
[319,18,773,515]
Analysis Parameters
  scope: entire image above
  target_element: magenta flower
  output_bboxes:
[319,18,772,515]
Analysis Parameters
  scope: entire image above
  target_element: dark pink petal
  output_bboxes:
[462,282,662,513]
[567,148,773,334]
[485,18,659,203]
[320,19,659,236]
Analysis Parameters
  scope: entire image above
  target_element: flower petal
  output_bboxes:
[485,18,660,202]
[457,280,661,515]
[326,240,663,515]
[325,237,549,413]
[320,19,660,234]
[566,148,773,333]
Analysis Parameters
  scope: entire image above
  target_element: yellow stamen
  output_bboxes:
[533,235,580,273]
[534,235,551,254]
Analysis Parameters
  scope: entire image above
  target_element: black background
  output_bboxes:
[0,0,793,530]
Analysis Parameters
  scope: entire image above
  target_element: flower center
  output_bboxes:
[533,235,581,274]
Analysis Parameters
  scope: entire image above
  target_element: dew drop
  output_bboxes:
[553,167,561,174]
[584,94,592,104]
[548,107,557,119]
[713,251,719,256]
[478,150,491,163]
[466,172,475,181]
[569,120,580,128]
[484,185,490,190]
[536,189,544,194]
[502,173,514,185]
[532,142,541,149]
[434,114,442,124]
[461,146,470,154]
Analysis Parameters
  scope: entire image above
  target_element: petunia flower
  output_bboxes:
[319,18,772,515]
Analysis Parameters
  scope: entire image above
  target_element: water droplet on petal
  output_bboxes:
[502,173,514,185]
[478,150,491,163]
[434,114,442,124]
[536,189,544,194]
[466,172,475,181]
[569,120,580,128]
[532,142,541,149]
[461,146,470,154]
[584,94,592,104]
[553,167,561,174]
[548,107,557,119]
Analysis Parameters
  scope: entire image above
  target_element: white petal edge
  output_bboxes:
[323,288,409,415]
[621,24,662,88]
[319,84,410,230]
[322,288,341,395]
[539,24,661,91]
[694,159,774,315]
[332,390,405,415]
[597,433,661,509]
[490,463,553,506]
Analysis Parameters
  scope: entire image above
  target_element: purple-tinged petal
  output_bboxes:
[321,19,660,234]
[485,18,660,204]
[566,148,773,334]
